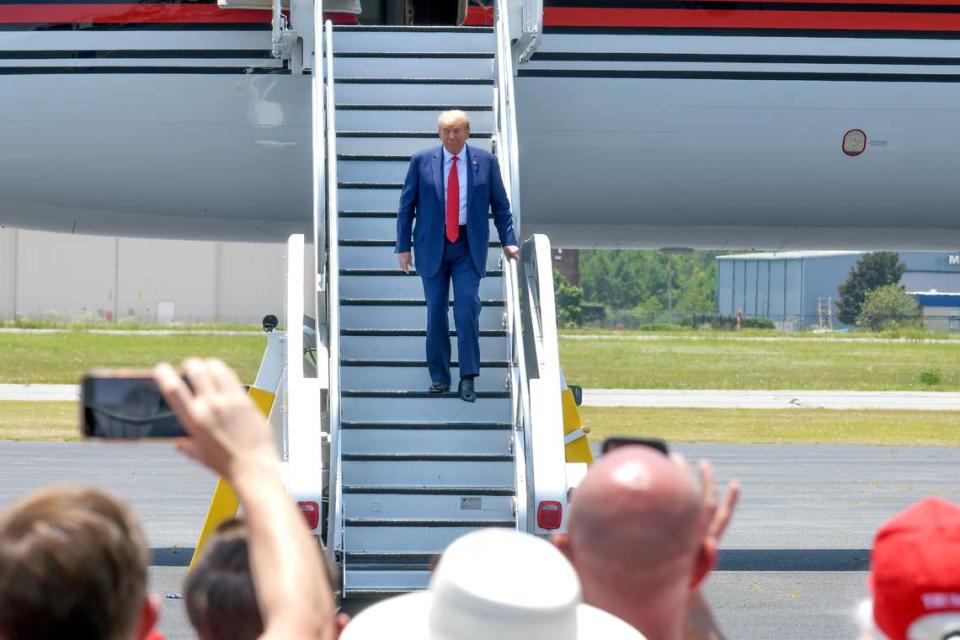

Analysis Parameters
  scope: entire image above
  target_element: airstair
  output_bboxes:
[264,0,578,602]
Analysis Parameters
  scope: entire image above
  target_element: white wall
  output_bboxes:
[1,228,296,325]
[0,229,15,318]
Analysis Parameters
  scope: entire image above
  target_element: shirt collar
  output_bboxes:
[443,146,466,164]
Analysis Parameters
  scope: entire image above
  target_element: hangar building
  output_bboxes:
[716,251,960,331]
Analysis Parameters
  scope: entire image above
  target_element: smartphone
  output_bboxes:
[81,371,187,439]
[601,436,669,456]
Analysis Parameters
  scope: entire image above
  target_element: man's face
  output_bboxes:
[439,120,469,155]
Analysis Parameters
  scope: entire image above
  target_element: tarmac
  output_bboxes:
[5,383,960,411]
[0,441,957,640]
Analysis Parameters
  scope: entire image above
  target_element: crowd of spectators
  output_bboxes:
[0,358,958,640]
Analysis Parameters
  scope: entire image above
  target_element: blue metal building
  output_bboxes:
[716,251,960,330]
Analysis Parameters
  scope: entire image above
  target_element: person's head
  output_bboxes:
[554,447,715,640]
[0,485,157,640]
[438,110,470,155]
[184,519,262,640]
[858,497,960,640]
[340,528,644,640]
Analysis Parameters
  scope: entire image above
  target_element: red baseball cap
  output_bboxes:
[870,497,960,640]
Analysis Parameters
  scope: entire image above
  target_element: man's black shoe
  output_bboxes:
[458,377,477,403]
[429,381,450,394]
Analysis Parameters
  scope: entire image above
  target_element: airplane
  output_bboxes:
[3,0,960,250]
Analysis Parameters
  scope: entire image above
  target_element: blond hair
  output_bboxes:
[438,109,470,130]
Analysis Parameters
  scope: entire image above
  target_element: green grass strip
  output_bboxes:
[560,335,960,391]
[0,333,264,384]
[582,407,960,446]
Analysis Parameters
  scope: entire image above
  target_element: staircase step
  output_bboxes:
[343,485,513,495]
[340,367,508,392]
[340,297,504,306]
[339,159,409,183]
[335,52,493,60]
[344,495,514,521]
[344,523,511,554]
[340,395,511,422]
[342,456,514,486]
[344,568,431,592]
[341,329,506,337]
[339,238,500,248]
[340,332,506,361]
[341,421,510,430]
[341,428,511,455]
[342,452,512,461]
[332,27,494,57]
[335,133,492,155]
[346,518,514,527]
[334,57,493,80]
[339,302,505,330]
[335,108,493,133]
[338,268,502,276]
[336,78,493,85]
[339,216,501,243]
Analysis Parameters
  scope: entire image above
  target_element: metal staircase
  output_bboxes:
[266,0,570,603]
[329,24,516,597]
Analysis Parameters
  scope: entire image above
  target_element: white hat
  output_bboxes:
[341,529,645,640]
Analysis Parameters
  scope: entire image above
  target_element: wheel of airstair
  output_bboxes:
[332,23,517,599]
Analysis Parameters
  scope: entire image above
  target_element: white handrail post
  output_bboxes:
[321,18,344,571]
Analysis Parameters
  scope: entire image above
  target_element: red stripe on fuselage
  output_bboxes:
[0,4,269,23]
[543,7,960,31]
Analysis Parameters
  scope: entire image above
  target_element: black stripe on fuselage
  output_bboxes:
[543,25,960,38]
[517,68,960,81]
[0,64,287,73]
[0,22,270,30]
[530,51,960,65]
[0,49,273,59]
[542,0,960,12]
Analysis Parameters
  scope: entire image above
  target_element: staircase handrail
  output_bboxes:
[283,232,326,535]
[320,17,345,570]
[496,0,567,534]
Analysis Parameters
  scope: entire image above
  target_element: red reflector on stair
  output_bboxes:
[298,501,320,530]
[537,501,562,530]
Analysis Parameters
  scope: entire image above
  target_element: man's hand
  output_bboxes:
[503,245,520,261]
[397,251,413,273]
[153,358,278,482]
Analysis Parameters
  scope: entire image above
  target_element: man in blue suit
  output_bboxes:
[395,110,519,402]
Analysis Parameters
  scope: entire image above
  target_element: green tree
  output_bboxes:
[579,250,718,312]
[856,284,919,331]
[836,252,906,325]
[553,269,584,328]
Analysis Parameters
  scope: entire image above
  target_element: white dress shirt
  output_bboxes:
[443,146,468,225]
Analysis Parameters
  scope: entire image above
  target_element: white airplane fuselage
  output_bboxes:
[4,2,960,249]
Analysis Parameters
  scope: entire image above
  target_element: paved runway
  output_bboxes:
[0,441,957,640]
[5,383,960,411]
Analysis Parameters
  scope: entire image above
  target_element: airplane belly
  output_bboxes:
[0,29,311,241]
[517,33,960,250]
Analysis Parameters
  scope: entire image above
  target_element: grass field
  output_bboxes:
[2,330,960,392]
[581,407,960,446]
[0,402,80,441]
[560,334,960,391]
[0,333,264,384]
[4,401,957,446]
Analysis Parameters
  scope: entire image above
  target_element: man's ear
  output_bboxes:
[134,593,160,640]
[333,612,351,639]
[689,537,718,592]
[553,533,573,562]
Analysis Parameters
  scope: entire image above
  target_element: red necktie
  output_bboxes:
[446,155,460,243]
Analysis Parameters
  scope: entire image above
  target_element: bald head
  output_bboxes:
[569,447,704,576]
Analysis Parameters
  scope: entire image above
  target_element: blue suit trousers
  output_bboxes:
[421,231,482,385]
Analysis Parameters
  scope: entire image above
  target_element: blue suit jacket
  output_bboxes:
[395,144,518,279]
